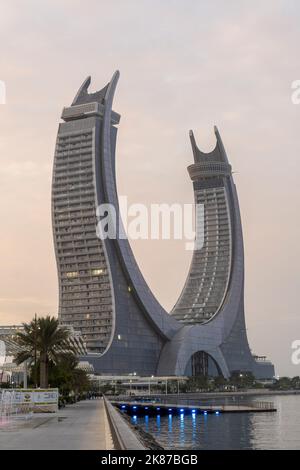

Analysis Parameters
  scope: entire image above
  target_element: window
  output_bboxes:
[66,271,78,278]
[91,268,103,276]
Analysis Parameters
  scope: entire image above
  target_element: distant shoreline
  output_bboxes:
[146,389,300,399]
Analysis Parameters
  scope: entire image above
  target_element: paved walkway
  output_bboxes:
[0,399,112,450]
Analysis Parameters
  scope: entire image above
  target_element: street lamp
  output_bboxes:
[148,375,154,396]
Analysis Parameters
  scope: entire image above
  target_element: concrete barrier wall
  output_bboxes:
[103,396,145,450]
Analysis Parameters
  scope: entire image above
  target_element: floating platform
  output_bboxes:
[111,400,277,415]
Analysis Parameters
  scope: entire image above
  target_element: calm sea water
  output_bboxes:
[130,395,300,450]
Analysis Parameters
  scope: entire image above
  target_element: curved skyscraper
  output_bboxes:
[52,78,117,354]
[52,71,274,379]
[171,128,232,324]
[52,72,179,375]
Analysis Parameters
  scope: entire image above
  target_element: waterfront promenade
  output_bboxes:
[0,399,112,450]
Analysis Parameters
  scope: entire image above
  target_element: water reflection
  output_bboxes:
[132,415,137,425]
[167,414,173,448]
[137,412,254,449]
[179,412,185,447]
[156,414,161,438]
[168,414,172,432]
[191,412,196,446]
[130,396,300,450]
[144,415,149,433]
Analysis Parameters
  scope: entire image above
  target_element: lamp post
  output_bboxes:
[23,360,28,389]
[34,313,38,388]
[148,375,154,395]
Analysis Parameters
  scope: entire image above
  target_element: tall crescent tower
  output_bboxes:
[51,76,118,354]
[172,128,233,324]
[159,127,274,378]
[52,72,179,374]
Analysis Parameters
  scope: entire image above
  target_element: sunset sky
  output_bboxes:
[0,0,300,376]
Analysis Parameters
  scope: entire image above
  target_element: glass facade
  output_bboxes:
[52,122,114,354]
[172,185,231,323]
[51,74,275,379]
[171,130,233,324]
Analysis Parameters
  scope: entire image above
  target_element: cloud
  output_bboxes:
[0,161,51,178]
[0,297,50,305]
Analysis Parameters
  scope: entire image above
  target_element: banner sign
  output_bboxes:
[1,388,58,413]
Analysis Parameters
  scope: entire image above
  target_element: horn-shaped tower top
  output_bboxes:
[71,72,120,106]
[187,126,232,181]
[61,71,120,124]
[189,126,229,164]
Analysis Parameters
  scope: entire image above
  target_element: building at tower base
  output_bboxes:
[51,71,275,380]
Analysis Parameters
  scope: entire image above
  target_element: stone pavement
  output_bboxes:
[0,399,112,450]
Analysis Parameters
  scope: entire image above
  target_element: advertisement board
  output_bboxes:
[1,389,58,413]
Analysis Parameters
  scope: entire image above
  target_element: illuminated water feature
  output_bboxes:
[128,396,300,450]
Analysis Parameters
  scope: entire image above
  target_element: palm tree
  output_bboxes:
[13,315,39,387]
[48,353,91,399]
[15,316,73,388]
